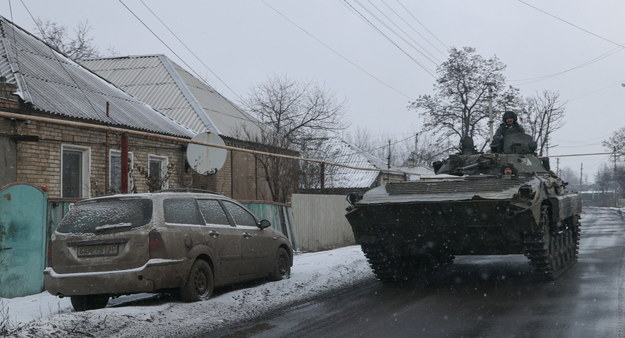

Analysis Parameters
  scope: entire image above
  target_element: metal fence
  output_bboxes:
[240,201,298,251]
[290,194,355,252]
[0,184,47,298]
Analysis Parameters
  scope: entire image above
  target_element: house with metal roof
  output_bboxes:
[300,137,433,195]
[79,55,262,138]
[0,15,196,198]
[80,55,284,201]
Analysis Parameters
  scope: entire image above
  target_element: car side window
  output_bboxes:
[163,198,203,225]
[197,199,231,225]
[222,201,257,226]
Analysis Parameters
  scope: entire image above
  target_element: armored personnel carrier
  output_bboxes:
[345,132,581,282]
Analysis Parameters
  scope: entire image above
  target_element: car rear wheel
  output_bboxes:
[269,247,291,281]
[70,294,109,311]
[180,259,214,302]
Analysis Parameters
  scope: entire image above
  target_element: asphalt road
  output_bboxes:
[209,207,625,338]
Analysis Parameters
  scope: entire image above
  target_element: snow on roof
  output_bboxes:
[0,17,194,138]
[316,137,392,189]
[80,55,264,139]
[393,165,434,180]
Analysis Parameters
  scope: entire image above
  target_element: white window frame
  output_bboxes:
[148,154,169,190]
[109,150,135,193]
[61,144,91,198]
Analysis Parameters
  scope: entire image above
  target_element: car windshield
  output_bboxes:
[56,198,153,234]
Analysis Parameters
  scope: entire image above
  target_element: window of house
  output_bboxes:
[109,150,134,194]
[148,155,168,191]
[61,145,90,198]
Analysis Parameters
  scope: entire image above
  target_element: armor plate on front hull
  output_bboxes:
[346,200,535,256]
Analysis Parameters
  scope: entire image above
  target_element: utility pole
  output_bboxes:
[579,163,583,187]
[386,139,392,184]
[414,133,419,154]
[387,139,391,169]
[487,83,494,139]
[614,146,618,173]
[556,158,560,176]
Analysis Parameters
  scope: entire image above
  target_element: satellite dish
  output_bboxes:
[186,132,227,175]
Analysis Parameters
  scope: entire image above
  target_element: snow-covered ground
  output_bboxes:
[1,245,372,337]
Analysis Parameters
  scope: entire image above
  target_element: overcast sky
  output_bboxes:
[2,0,624,181]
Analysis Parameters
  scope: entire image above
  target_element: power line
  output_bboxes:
[334,132,417,159]
[395,0,447,51]
[136,0,244,102]
[118,0,238,103]
[565,81,624,103]
[510,46,623,85]
[381,0,447,57]
[517,0,625,49]
[342,0,436,78]
[19,0,101,117]
[261,0,413,99]
[360,0,441,65]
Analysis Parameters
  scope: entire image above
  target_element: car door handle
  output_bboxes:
[242,232,252,239]
[209,230,220,238]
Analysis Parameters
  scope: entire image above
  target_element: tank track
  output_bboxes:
[524,213,581,280]
[360,243,454,283]
[360,243,404,282]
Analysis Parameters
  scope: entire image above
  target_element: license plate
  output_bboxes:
[77,244,119,257]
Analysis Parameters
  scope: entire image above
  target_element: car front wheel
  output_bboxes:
[70,294,109,311]
[269,247,291,281]
[180,259,214,302]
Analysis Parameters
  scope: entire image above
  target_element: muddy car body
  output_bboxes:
[346,133,582,282]
[45,190,293,310]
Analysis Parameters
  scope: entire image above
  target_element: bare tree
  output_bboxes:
[241,75,346,202]
[520,90,566,156]
[34,19,100,60]
[602,126,625,156]
[401,131,450,168]
[410,47,521,151]
[343,127,447,169]
[594,164,614,193]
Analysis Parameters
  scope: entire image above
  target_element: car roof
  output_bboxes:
[78,191,230,204]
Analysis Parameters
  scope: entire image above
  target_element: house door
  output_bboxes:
[0,183,48,297]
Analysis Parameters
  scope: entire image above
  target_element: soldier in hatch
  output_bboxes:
[501,163,516,177]
[491,111,524,153]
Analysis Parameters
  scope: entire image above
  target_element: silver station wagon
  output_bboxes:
[44,190,293,311]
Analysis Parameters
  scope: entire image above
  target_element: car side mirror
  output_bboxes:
[258,219,271,229]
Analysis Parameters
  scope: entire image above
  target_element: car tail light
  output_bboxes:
[148,230,166,258]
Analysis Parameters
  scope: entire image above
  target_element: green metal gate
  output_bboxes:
[0,183,48,298]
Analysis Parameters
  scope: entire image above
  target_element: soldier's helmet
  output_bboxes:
[502,111,517,123]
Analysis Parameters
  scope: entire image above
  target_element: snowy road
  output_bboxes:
[209,207,625,337]
[3,207,624,337]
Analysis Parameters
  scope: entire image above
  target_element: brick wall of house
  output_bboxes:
[1,113,284,201]
[6,114,193,198]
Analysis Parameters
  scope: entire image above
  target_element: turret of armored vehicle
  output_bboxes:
[345,132,582,282]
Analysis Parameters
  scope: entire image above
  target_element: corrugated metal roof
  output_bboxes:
[316,137,389,189]
[80,55,264,139]
[0,17,194,138]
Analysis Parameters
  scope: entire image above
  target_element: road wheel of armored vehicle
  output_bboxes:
[525,205,579,280]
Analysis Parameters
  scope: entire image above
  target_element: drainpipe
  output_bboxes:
[121,132,129,193]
